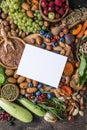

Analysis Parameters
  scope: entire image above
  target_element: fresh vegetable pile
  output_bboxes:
[0,0,87,126]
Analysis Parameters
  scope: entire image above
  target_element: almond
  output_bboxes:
[26,78,32,83]
[21,3,30,11]
[5,69,14,76]
[26,10,34,18]
[20,82,28,88]
[7,77,17,83]
[13,70,19,79]
[20,88,26,95]
[26,87,37,93]
[17,76,25,83]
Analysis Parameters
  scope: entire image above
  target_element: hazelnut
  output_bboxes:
[4,26,11,32]
[1,13,7,19]
[11,24,17,30]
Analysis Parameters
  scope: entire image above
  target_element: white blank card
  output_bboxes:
[17,44,67,88]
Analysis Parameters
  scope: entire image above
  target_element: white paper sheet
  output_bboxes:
[17,44,67,88]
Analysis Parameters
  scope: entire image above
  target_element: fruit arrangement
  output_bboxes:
[39,0,69,22]
[0,0,87,126]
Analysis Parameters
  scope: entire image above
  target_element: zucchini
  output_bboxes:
[0,98,33,123]
[18,98,46,117]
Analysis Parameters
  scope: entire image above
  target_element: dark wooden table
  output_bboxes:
[0,0,87,130]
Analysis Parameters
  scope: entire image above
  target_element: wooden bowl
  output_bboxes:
[76,37,87,61]
[39,0,69,23]
[0,36,25,69]
[1,84,19,102]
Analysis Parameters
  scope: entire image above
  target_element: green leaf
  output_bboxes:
[78,53,86,76]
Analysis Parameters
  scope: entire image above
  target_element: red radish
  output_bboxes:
[55,0,62,7]
[49,1,55,7]
[43,9,49,16]
[41,0,48,8]
[58,8,64,15]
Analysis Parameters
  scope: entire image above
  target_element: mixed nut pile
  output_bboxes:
[0,0,87,125]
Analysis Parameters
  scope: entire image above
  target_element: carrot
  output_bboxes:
[77,21,87,39]
[61,86,72,96]
[64,62,74,76]
[71,24,82,35]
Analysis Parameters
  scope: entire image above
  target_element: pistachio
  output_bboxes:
[72,107,79,116]
[79,111,84,116]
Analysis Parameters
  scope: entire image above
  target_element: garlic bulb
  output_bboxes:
[44,112,57,123]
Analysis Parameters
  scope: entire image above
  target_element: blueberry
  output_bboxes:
[47,93,54,99]
[35,91,41,96]
[45,32,52,39]
[44,33,47,38]
[40,30,45,35]
[60,37,65,42]
[28,82,33,87]
[18,95,23,99]
[37,83,43,89]
[41,43,46,48]
[52,42,58,47]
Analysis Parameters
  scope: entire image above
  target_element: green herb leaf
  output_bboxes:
[78,53,86,77]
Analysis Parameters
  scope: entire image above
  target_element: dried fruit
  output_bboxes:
[21,3,30,11]
[64,62,74,76]
[26,10,34,18]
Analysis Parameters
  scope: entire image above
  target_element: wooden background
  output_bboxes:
[0,0,87,130]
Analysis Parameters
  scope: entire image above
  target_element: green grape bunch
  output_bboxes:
[0,0,46,33]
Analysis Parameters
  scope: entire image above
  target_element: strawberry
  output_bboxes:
[55,0,62,7]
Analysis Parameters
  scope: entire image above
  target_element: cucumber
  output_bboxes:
[0,98,33,123]
[0,73,6,85]
[0,66,4,74]
[18,98,46,117]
